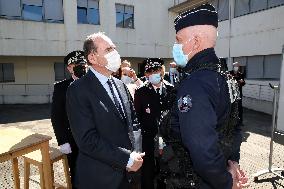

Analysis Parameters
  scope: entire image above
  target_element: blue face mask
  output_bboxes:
[149,73,161,85]
[172,38,194,68]
[172,44,188,68]
[170,67,177,74]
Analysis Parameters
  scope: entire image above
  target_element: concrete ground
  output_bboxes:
[0,104,284,189]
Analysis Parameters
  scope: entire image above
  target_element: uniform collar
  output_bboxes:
[184,48,219,71]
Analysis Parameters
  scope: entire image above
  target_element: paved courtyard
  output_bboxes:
[0,104,284,189]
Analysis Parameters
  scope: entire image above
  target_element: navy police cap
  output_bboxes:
[64,50,86,65]
[143,58,164,72]
[174,4,218,33]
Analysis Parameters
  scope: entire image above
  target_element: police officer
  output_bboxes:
[230,62,246,126]
[170,4,247,189]
[51,50,87,187]
[134,58,174,189]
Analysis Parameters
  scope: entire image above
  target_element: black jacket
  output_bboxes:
[229,70,246,97]
[134,81,174,138]
[51,78,77,149]
[66,70,136,189]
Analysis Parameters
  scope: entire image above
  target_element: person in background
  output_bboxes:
[120,60,143,98]
[134,58,174,189]
[169,62,180,86]
[230,62,246,126]
[51,50,87,187]
[161,64,170,84]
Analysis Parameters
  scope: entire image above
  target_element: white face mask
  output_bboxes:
[233,67,239,72]
[104,50,121,72]
[121,75,134,84]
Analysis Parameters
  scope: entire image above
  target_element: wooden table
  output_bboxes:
[0,127,53,189]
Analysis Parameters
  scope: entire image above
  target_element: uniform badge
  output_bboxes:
[178,95,192,113]
[145,104,151,114]
[146,107,151,114]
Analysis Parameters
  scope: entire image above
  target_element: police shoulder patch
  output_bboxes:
[178,94,192,113]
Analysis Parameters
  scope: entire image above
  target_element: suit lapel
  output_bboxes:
[113,80,135,148]
[85,71,124,122]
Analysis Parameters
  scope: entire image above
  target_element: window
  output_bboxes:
[0,0,21,18]
[269,0,284,8]
[54,63,70,81]
[233,55,282,79]
[218,0,229,21]
[116,4,134,29]
[247,56,264,79]
[77,7,88,23]
[0,63,15,82]
[264,55,282,79]
[234,0,250,17]
[250,0,267,12]
[208,0,229,21]
[77,0,100,25]
[22,4,43,21]
[0,0,64,23]
[44,0,64,22]
[234,0,284,17]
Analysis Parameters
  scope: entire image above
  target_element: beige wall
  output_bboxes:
[0,56,63,104]
[215,6,284,114]
[0,0,175,58]
[216,6,284,58]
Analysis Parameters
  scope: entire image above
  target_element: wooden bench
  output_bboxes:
[22,147,72,189]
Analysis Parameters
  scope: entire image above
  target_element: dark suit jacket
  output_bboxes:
[66,70,135,189]
[51,78,77,150]
[163,72,171,84]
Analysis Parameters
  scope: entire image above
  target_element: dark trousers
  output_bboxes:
[238,99,243,124]
[141,137,155,189]
[67,145,78,187]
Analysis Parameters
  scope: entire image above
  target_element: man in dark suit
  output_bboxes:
[66,32,144,189]
[134,58,174,189]
[51,50,87,186]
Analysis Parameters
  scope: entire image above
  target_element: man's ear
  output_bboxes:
[87,53,96,65]
[194,35,201,50]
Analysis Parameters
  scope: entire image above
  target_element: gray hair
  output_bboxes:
[83,32,112,65]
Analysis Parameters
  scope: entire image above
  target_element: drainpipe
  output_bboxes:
[228,0,233,71]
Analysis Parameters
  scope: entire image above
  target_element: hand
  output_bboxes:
[129,69,137,80]
[127,152,145,172]
[232,161,249,188]
[122,67,131,76]
[228,160,249,189]
[59,143,72,154]
[228,161,239,189]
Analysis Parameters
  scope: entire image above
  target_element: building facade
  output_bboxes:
[0,0,175,104]
[1,0,284,116]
